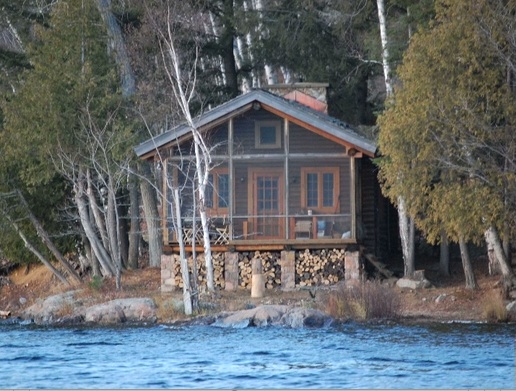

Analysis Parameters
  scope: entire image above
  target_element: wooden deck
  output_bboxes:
[165,238,357,253]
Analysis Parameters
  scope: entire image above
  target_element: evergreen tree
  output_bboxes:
[1,0,135,280]
[378,0,516,288]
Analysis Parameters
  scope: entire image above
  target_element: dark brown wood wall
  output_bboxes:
[360,157,398,260]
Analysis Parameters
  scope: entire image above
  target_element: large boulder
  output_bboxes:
[21,290,83,324]
[396,271,433,290]
[85,303,126,324]
[213,305,333,328]
[279,307,333,328]
[85,298,157,324]
[214,305,289,328]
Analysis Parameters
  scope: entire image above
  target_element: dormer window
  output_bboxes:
[255,120,281,149]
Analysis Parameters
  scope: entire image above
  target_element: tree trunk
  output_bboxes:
[174,188,193,315]
[485,226,516,287]
[95,0,135,97]
[190,185,199,312]
[220,0,239,97]
[439,230,450,276]
[127,171,140,269]
[376,0,393,96]
[75,173,116,277]
[3,212,69,285]
[139,161,162,268]
[377,0,415,276]
[106,179,122,289]
[86,169,109,251]
[159,20,215,290]
[398,196,415,277]
[15,190,81,283]
[458,236,478,290]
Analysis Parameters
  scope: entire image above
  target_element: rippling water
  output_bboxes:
[0,322,514,389]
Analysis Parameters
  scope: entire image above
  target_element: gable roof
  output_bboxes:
[134,89,377,158]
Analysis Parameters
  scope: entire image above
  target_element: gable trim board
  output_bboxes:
[134,89,376,160]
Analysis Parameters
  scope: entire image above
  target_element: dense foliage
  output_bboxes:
[378,0,516,245]
[2,0,514,290]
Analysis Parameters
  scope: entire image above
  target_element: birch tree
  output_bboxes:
[144,0,216,291]
[376,0,415,277]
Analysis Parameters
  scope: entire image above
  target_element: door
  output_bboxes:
[249,168,284,239]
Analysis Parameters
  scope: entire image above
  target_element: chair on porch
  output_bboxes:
[295,220,312,239]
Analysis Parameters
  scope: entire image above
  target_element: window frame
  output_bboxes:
[300,167,340,213]
[254,120,282,149]
[205,167,230,216]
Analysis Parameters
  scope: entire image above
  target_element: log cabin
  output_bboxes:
[135,83,396,290]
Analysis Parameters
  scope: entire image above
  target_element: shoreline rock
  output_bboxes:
[20,292,157,325]
[211,304,333,328]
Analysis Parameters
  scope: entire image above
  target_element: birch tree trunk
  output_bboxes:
[159,9,215,290]
[485,226,516,287]
[3,212,69,285]
[377,0,393,97]
[255,0,276,85]
[85,169,110,251]
[459,236,478,290]
[173,188,193,315]
[15,190,82,283]
[377,0,415,276]
[75,172,116,277]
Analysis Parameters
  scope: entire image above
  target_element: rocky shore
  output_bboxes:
[1,289,335,329]
[2,264,516,327]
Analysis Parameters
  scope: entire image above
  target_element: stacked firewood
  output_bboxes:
[172,253,225,289]
[238,251,281,289]
[295,249,345,286]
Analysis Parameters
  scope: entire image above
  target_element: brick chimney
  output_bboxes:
[264,82,329,113]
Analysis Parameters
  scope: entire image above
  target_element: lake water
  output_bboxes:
[0,321,514,389]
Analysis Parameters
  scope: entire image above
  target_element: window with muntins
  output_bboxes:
[206,169,229,214]
[301,167,340,213]
[255,120,281,149]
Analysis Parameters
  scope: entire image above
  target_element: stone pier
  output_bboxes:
[161,254,175,293]
[280,250,296,290]
[344,250,364,281]
[224,252,239,291]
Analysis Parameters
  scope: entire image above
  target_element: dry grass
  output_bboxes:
[324,280,401,321]
[481,290,508,323]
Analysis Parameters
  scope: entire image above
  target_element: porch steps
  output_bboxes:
[360,246,394,279]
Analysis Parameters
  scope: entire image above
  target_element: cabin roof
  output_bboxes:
[134,89,377,158]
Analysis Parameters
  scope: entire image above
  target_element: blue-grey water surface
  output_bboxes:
[0,322,514,389]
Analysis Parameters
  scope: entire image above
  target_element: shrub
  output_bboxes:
[481,290,508,323]
[324,280,401,321]
[88,275,103,291]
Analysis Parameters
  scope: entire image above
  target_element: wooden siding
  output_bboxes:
[233,109,285,155]
[161,107,364,247]
[289,122,344,154]
[360,157,397,259]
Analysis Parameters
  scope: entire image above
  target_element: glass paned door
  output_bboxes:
[251,169,284,239]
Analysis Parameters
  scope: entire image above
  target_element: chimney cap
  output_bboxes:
[263,82,329,89]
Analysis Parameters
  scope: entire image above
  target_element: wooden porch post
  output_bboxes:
[161,157,169,244]
[350,156,357,239]
[228,118,234,240]
[284,118,290,239]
